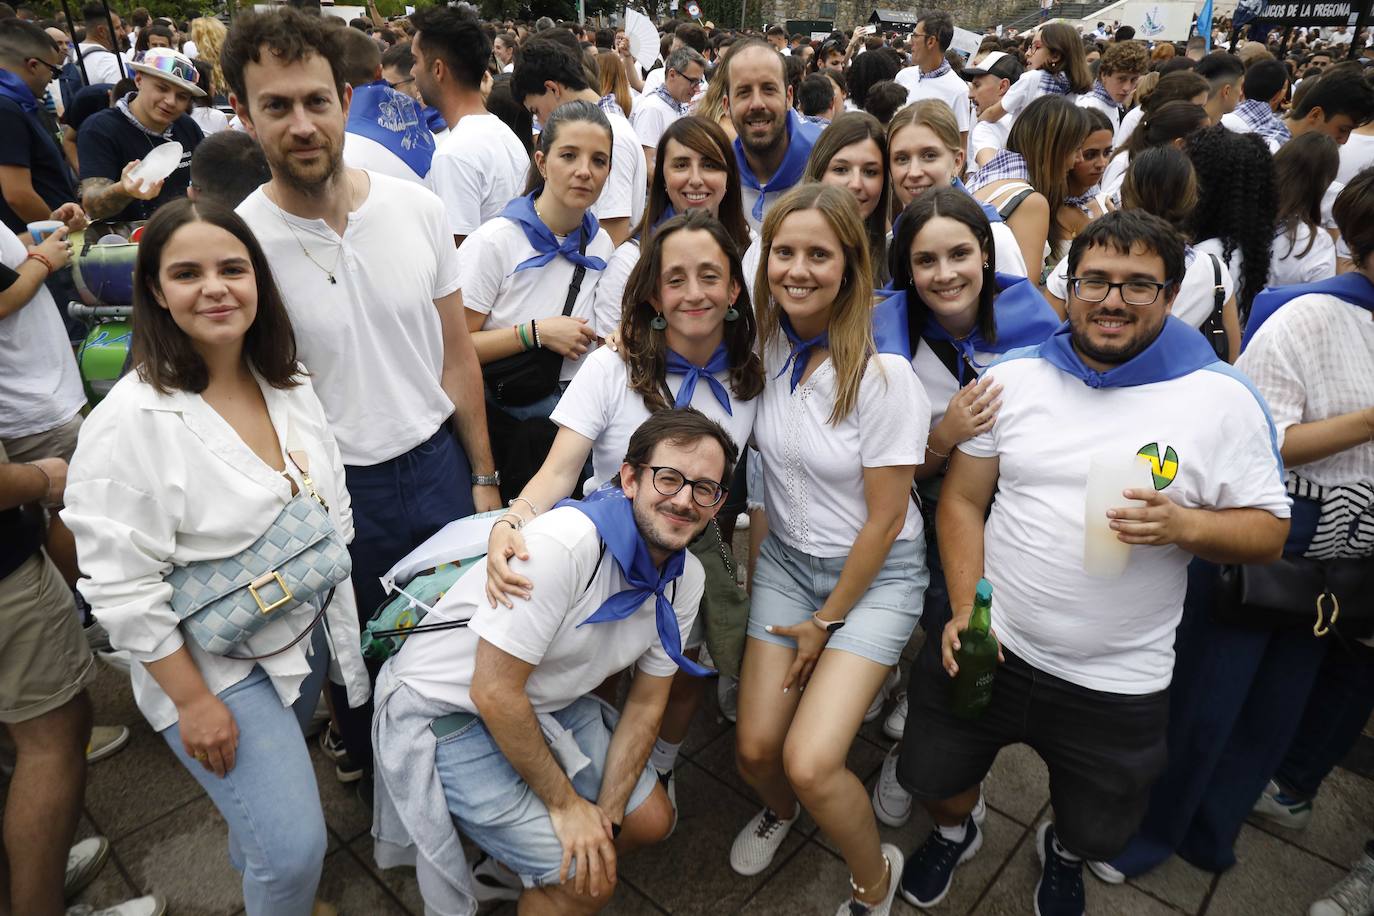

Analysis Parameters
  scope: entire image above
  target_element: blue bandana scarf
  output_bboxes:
[873,274,1062,382]
[920,59,952,81]
[422,105,447,133]
[666,344,733,415]
[1064,186,1101,215]
[735,110,817,222]
[597,92,625,118]
[0,68,38,113]
[557,491,711,676]
[498,192,608,274]
[1038,70,1072,96]
[1243,272,1374,351]
[1090,80,1122,117]
[654,83,689,115]
[347,80,435,179]
[775,313,829,391]
[1037,315,1222,388]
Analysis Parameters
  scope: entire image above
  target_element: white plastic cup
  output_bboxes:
[27,219,64,243]
[1083,451,1155,578]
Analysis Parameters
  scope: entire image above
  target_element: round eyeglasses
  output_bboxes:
[640,465,727,508]
[1067,276,1172,307]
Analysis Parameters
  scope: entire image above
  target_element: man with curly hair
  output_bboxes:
[1078,39,1149,131]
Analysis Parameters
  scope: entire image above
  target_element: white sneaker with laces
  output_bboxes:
[882,692,907,741]
[65,837,109,900]
[65,895,166,916]
[864,667,900,724]
[1311,845,1374,916]
[872,745,912,828]
[835,843,904,915]
[1087,858,1126,884]
[730,805,799,876]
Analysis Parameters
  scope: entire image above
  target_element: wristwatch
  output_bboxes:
[471,472,501,487]
[811,613,846,634]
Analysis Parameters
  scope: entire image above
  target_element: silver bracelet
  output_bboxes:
[509,496,539,517]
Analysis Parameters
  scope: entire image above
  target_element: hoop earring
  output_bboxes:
[650,312,668,330]
[724,306,740,322]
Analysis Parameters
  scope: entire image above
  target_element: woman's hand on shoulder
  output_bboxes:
[937,376,1002,447]
[485,519,534,608]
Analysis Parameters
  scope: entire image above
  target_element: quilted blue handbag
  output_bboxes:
[165,450,351,659]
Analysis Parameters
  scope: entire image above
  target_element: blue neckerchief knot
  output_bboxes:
[1037,316,1221,388]
[1242,272,1374,351]
[735,110,817,222]
[499,192,608,274]
[775,314,829,391]
[0,68,38,114]
[666,344,733,415]
[347,79,435,179]
[557,492,711,677]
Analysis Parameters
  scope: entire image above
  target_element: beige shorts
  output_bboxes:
[0,552,96,724]
[2,412,84,464]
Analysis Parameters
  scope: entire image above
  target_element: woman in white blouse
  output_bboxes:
[731,184,931,914]
[1268,133,1340,288]
[63,200,369,916]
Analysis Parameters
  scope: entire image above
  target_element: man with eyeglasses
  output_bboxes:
[894,210,1290,916]
[374,409,734,915]
[896,11,971,147]
[629,45,705,174]
[0,18,79,234]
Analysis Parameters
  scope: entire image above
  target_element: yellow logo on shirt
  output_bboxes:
[1136,443,1179,490]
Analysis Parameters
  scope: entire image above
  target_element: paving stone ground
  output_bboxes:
[56,633,1374,916]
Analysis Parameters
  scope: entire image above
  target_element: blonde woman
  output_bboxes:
[596,49,632,118]
[190,17,228,100]
[731,183,931,916]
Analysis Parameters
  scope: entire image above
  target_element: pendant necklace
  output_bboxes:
[268,184,345,284]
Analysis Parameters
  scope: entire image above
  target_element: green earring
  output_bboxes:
[724,306,740,322]
[650,312,668,330]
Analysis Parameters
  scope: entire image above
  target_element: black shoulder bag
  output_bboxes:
[1197,253,1230,361]
[481,230,590,408]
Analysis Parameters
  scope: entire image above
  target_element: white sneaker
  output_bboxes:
[86,726,130,764]
[470,852,522,903]
[882,692,908,741]
[718,675,738,723]
[1253,779,1314,829]
[1311,845,1374,916]
[872,745,912,828]
[1087,858,1126,884]
[658,768,679,838]
[65,837,109,900]
[835,843,904,915]
[864,667,900,724]
[66,896,166,916]
[730,805,799,876]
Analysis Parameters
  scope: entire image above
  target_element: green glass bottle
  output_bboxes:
[951,579,997,720]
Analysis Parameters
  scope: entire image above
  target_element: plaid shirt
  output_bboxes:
[598,93,625,118]
[1064,186,1100,214]
[1232,99,1292,146]
[654,84,689,116]
[967,149,1031,193]
[1089,80,1122,113]
[1038,70,1072,96]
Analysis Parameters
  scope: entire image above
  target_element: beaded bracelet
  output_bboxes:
[531,319,541,349]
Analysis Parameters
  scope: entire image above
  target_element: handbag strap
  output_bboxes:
[559,228,589,319]
[1199,253,1228,358]
[222,588,334,661]
[286,448,330,510]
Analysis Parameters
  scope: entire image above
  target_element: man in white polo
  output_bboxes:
[896,11,971,146]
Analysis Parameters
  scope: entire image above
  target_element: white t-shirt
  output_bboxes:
[237,172,462,465]
[1101,151,1129,200]
[592,110,648,228]
[910,339,999,429]
[899,67,973,133]
[0,224,85,438]
[343,132,425,185]
[455,215,615,381]
[1268,222,1337,287]
[969,115,1011,164]
[76,44,125,84]
[754,343,930,557]
[1077,91,1123,131]
[1046,246,1234,329]
[629,90,681,150]
[591,239,640,338]
[428,113,530,237]
[962,350,1290,693]
[1114,105,1144,149]
[390,506,704,713]
[1002,71,1074,123]
[1337,131,1374,185]
[1193,237,1245,300]
[190,106,229,135]
[550,345,759,490]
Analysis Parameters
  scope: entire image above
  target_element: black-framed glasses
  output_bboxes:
[1067,276,1172,306]
[30,56,63,80]
[640,465,728,508]
[388,77,415,88]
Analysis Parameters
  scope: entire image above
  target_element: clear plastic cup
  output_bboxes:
[27,220,64,243]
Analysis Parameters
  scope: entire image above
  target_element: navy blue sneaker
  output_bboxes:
[898,817,982,908]
[1035,822,1086,916]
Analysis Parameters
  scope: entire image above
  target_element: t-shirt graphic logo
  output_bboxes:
[1136,443,1179,490]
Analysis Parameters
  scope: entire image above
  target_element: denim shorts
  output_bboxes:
[747,534,928,666]
[433,694,659,887]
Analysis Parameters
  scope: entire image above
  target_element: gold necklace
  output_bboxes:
[266,180,349,285]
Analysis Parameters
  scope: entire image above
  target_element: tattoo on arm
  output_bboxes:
[81,177,130,219]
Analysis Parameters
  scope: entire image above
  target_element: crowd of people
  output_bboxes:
[2,3,1374,916]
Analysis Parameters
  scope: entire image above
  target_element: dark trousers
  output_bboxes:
[329,424,474,773]
[1110,560,1331,876]
[1275,638,1374,798]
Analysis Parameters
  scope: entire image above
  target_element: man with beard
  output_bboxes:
[726,40,821,231]
[411,6,528,246]
[894,210,1290,916]
[373,409,733,915]
[223,7,499,782]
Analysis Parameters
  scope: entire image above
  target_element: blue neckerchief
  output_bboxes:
[666,344,732,415]
[873,274,1061,383]
[422,105,447,133]
[1243,272,1374,351]
[1090,80,1122,117]
[498,192,608,273]
[775,313,829,391]
[735,110,816,222]
[347,79,435,179]
[654,83,688,115]
[920,59,952,80]
[1034,316,1221,388]
[0,68,37,113]
[556,491,711,677]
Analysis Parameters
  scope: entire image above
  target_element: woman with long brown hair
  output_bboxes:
[596,48,632,118]
[804,111,893,284]
[978,22,1091,125]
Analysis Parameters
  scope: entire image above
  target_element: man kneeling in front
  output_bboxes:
[372,408,735,916]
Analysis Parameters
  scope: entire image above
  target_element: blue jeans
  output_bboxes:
[334,423,474,771]
[160,630,329,916]
[1275,638,1374,798]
